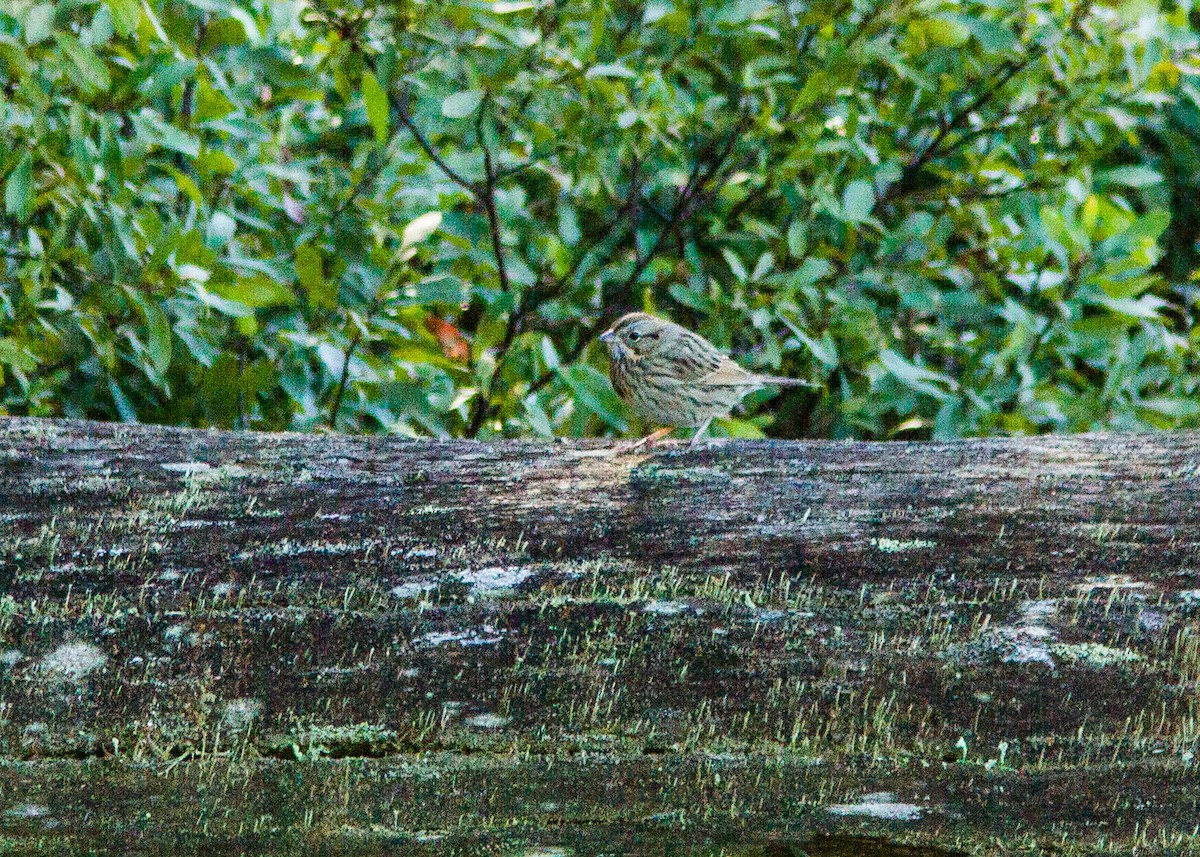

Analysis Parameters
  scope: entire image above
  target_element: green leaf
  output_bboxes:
[879,349,955,399]
[793,257,833,287]
[714,417,766,439]
[669,282,713,313]
[24,4,53,45]
[442,89,484,119]
[144,302,173,376]
[133,111,200,157]
[55,33,112,93]
[1097,166,1163,188]
[4,151,32,222]
[362,71,390,144]
[395,276,465,305]
[558,365,628,431]
[957,16,1017,53]
[751,252,775,281]
[108,377,138,421]
[296,244,337,309]
[585,64,635,79]
[1096,271,1155,300]
[1138,398,1200,419]
[842,180,876,223]
[523,394,554,437]
[558,204,580,245]
[391,340,470,375]
[164,166,202,206]
[212,275,296,309]
[794,329,838,370]
[207,212,237,247]
[195,80,235,122]
[786,221,807,258]
[197,149,237,175]
[201,17,248,49]
[1122,210,1171,243]
[491,1,535,12]
[1093,294,1166,320]
[0,36,33,78]
[925,16,971,48]
[192,284,254,318]
[105,0,140,36]
[123,287,173,378]
[721,248,748,283]
[0,337,38,374]
[712,0,772,25]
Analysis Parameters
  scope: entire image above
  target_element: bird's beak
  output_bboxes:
[598,329,620,357]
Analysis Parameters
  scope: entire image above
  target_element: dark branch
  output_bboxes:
[327,332,362,429]
[519,121,750,411]
[393,89,478,194]
[465,98,517,438]
[323,157,384,239]
[877,57,1031,211]
[616,122,744,297]
[479,163,511,293]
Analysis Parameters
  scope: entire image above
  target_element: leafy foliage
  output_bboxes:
[2,0,1199,439]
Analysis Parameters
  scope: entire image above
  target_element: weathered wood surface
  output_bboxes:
[2,417,1200,855]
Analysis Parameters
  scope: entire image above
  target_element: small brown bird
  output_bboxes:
[599,312,810,448]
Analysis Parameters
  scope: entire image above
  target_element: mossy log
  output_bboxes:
[2,417,1199,855]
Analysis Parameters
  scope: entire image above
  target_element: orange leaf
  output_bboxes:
[424,316,470,363]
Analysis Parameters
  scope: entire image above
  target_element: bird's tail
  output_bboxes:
[754,375,816,387]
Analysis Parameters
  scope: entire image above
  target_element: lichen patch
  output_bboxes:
[827,792,923,821]
[39,643,105,681]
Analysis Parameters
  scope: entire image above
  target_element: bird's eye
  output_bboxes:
[628,332,641,341]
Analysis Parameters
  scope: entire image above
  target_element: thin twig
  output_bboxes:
[465,95,518,438]
[617,122,743,294]
[519,121,749,406]
[393,89,477,193]
[327,332,362,429]
[327,159,384,230]
[877,57,1031,211]
[628,156,643,268]
[478,138,511,293]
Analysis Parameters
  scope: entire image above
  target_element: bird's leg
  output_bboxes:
[617,426,675,454]
[688,417,714,449]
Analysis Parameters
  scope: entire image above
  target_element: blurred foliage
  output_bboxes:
[1,0,1200,440]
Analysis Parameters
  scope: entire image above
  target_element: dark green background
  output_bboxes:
[2,0,1198,440]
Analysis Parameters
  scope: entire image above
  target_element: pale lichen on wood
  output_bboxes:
[1,418,1199,854]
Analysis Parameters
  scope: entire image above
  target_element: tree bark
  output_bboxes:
[1,418,1198,854]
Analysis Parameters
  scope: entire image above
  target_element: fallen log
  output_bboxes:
[1,417,1198,855]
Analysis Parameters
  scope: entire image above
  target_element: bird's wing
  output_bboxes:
[658,329,811,388]
[655,329,726,383]
[694,356,762,388]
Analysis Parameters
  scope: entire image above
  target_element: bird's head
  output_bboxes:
[599,312,671,359]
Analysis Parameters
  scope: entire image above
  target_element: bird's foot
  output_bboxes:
[615,426,675,455]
